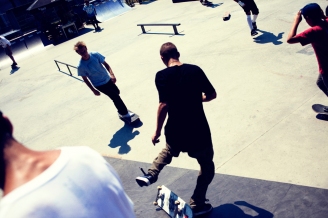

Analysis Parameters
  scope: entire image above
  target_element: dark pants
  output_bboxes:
[316,73,328,97]
[88,15,99,29]
[95,81,128,115]
[148,143,215,208]
[242,0,259,14]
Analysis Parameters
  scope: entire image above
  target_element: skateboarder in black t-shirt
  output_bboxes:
[136,42,217,216]
[234,0,259,36]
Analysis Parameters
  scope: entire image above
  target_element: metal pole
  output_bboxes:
[54,60,61,71]
[66,65,72,76]
[141,26,146,33]
[173,26,178,35]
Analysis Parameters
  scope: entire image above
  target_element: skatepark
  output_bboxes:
[1,0,328,217]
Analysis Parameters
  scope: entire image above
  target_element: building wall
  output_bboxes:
[0,0,35,34]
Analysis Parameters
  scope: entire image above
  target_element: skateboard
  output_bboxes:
[223,11,231,21]
[312,104,328,114]
[119,110,140,125]
[154,185,193,218]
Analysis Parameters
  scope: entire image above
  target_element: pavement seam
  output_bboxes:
[271,184,293,215]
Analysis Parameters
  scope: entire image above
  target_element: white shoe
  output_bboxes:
[120,111,135,118]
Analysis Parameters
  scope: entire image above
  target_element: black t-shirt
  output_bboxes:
[155,64,216,151]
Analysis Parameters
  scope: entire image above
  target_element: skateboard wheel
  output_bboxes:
[153,201,158,206]
[157,186,162,190]
[174,200,180,205]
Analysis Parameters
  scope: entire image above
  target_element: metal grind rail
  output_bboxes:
[54,60,83,82]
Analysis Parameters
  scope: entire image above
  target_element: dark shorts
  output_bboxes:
[88,15,98,24]
[241,0,259,14]
[5,47,12,56]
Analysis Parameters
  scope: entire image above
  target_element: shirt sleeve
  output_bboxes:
[198,67,215,96]
[155,71,168,103]
[294,28,315,46]
[94,52,105,64]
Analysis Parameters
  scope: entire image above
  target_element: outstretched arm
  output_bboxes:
[287,11,302,44]
[82,76,100,96]
[152,102,168,145]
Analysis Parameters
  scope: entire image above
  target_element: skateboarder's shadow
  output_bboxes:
[253,30,284,45]
[205,3,223,8]
[108,122,141,154]
[199,201,273,218]
[10,67,20,75]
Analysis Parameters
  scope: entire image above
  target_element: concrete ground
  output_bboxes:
[1,0,328,217]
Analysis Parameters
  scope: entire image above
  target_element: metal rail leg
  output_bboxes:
[173,25,178,35]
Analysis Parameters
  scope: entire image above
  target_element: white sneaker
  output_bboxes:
[120,111,135,118]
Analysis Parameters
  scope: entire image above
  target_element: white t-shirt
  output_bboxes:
[0,36,10,48]
[0,146,135,218]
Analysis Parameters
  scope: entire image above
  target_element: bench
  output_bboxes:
[137,23,181,35]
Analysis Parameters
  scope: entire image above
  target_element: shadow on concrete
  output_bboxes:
[253,30,284,45]
[139,31,185,36]
[316,114,328,121]
[198,201,273,218]
[10,67,20,75]
[53,28,94,45]
[93,28,104,33]
[108,122,141,154]
[140,0,157,5]
[205,3,223,8]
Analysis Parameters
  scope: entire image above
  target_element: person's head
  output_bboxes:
[74,41,88,58]
[84,0,89,5]
[160,42,180,66]
[301,3,325,26]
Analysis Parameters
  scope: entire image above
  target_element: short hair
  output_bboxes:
[301,3,323,20]
[160,42,179,60]
[74,41,86,51]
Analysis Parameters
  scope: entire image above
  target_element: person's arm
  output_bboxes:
[102,61,116,83]
[151,102,168,145]
[199,67,216,102]
[82,76,100,96]
[287,11,303,44]
[202,91,217,102]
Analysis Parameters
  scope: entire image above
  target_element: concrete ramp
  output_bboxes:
[94,0,131,22]
[0,31,47,67]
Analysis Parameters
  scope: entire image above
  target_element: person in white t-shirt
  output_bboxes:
[0,35,17,67]
[0,111,135,218]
